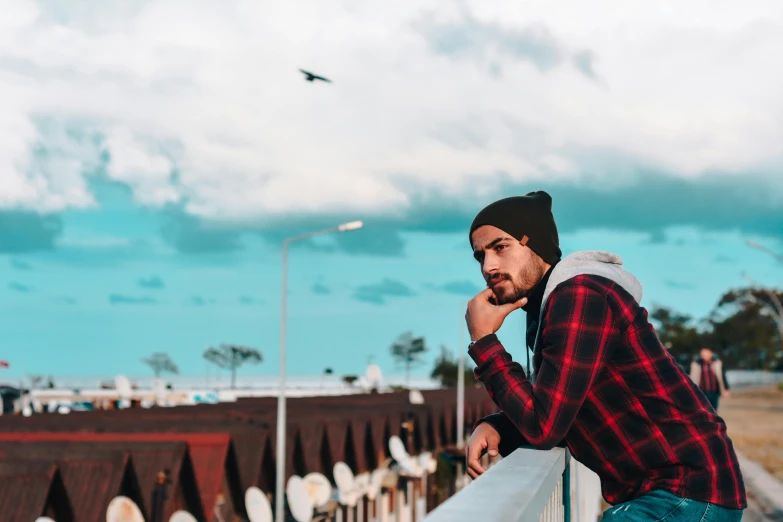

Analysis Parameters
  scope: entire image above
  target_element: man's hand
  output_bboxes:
[466,288,527,341]
[722,390,730,398]
[466,422,502,479]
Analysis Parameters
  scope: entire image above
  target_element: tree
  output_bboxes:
[649,285,783,372]
[649,306,707,370]
[323,368,333,375]
[390,332,428,385]
[203,344,263,389]
[708,287,783,370]
[142,353,180,378]
[430,346,475,388]
[342,375,358,386]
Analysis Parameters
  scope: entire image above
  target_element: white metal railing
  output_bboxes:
[423,447,602,522]
[568,455,602,522]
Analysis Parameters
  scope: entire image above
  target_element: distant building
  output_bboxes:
[0,386,20,415]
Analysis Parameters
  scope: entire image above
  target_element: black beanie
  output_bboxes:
[469,191,562,264]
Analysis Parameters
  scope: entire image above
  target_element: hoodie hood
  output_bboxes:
[541,250,642,312]
[530,251,643,355]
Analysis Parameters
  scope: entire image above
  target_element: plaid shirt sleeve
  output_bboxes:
[475,412,529,456]
[469,281,614,450]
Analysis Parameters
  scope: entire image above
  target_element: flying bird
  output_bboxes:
[299,69,332,83]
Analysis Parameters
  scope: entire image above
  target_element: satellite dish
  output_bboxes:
[365,364,382,386]
[153,378,167,401]
[245,487,273,522]
[169,511,198,522]
[409,389,425,404]
[114,375,132,399]
[58,405,71,414]
[402,458,422,476]
[333,462,359,507]
[419,452,438,474]
[106,496,145,522]
[354,472,370,494]
[388,436,409,463]
[286,476,314,522]
[388,436,421,476]
[302,473,332,507]
[367,469,386,500]
[22,406,32,417]
[333,462,355,493]
[338,490,359,508]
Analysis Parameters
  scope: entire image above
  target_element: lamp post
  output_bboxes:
[457,318,465,449]
[275,220,364,522]
[746,240,783,264]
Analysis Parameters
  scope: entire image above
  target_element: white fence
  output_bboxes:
[725,370,783,387]
[423,447,602,522]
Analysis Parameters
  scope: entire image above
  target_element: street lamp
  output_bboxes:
[457,317,465,449]
[745,240,783,264]
[275,220,364,522]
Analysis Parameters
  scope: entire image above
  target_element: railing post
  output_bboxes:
[563,449,571,522]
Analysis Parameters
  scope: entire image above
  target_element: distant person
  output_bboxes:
[690,348,730,411]
[464,192,745,521]
[150,469,170,522]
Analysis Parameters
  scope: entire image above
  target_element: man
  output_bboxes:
[150,468,170,522]
[464,192,745,521]
[690,348,730,411]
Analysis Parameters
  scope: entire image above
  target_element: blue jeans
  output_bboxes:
[601,489,744,521]
[704,391,721,411]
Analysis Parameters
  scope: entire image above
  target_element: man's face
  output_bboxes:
[700,348,713,362]
[471,225,547,305]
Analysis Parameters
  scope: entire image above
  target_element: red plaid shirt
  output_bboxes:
[470,274,746,509]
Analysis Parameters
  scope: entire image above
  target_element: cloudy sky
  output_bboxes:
[1,0,782,380]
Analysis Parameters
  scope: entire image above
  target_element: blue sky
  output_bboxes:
[1,1,782,379]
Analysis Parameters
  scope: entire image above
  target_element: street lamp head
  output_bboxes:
[337,220,364,232]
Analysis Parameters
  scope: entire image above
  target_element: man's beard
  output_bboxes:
[490,263,545,305]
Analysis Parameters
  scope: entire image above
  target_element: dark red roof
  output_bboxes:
[0,387,496,517]
[0,462,64,522]
[0,462,74,522]
[0,435,221,520]
[60,457,135,522]
[0,473,53,522]
[0,442,142,522]
[184,436,230,515]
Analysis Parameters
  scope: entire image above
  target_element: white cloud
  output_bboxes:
[103,127,179,206]
[57,234,131,248]
[0,0,781,220]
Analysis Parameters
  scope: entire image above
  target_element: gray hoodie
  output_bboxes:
[531,250,644,353]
